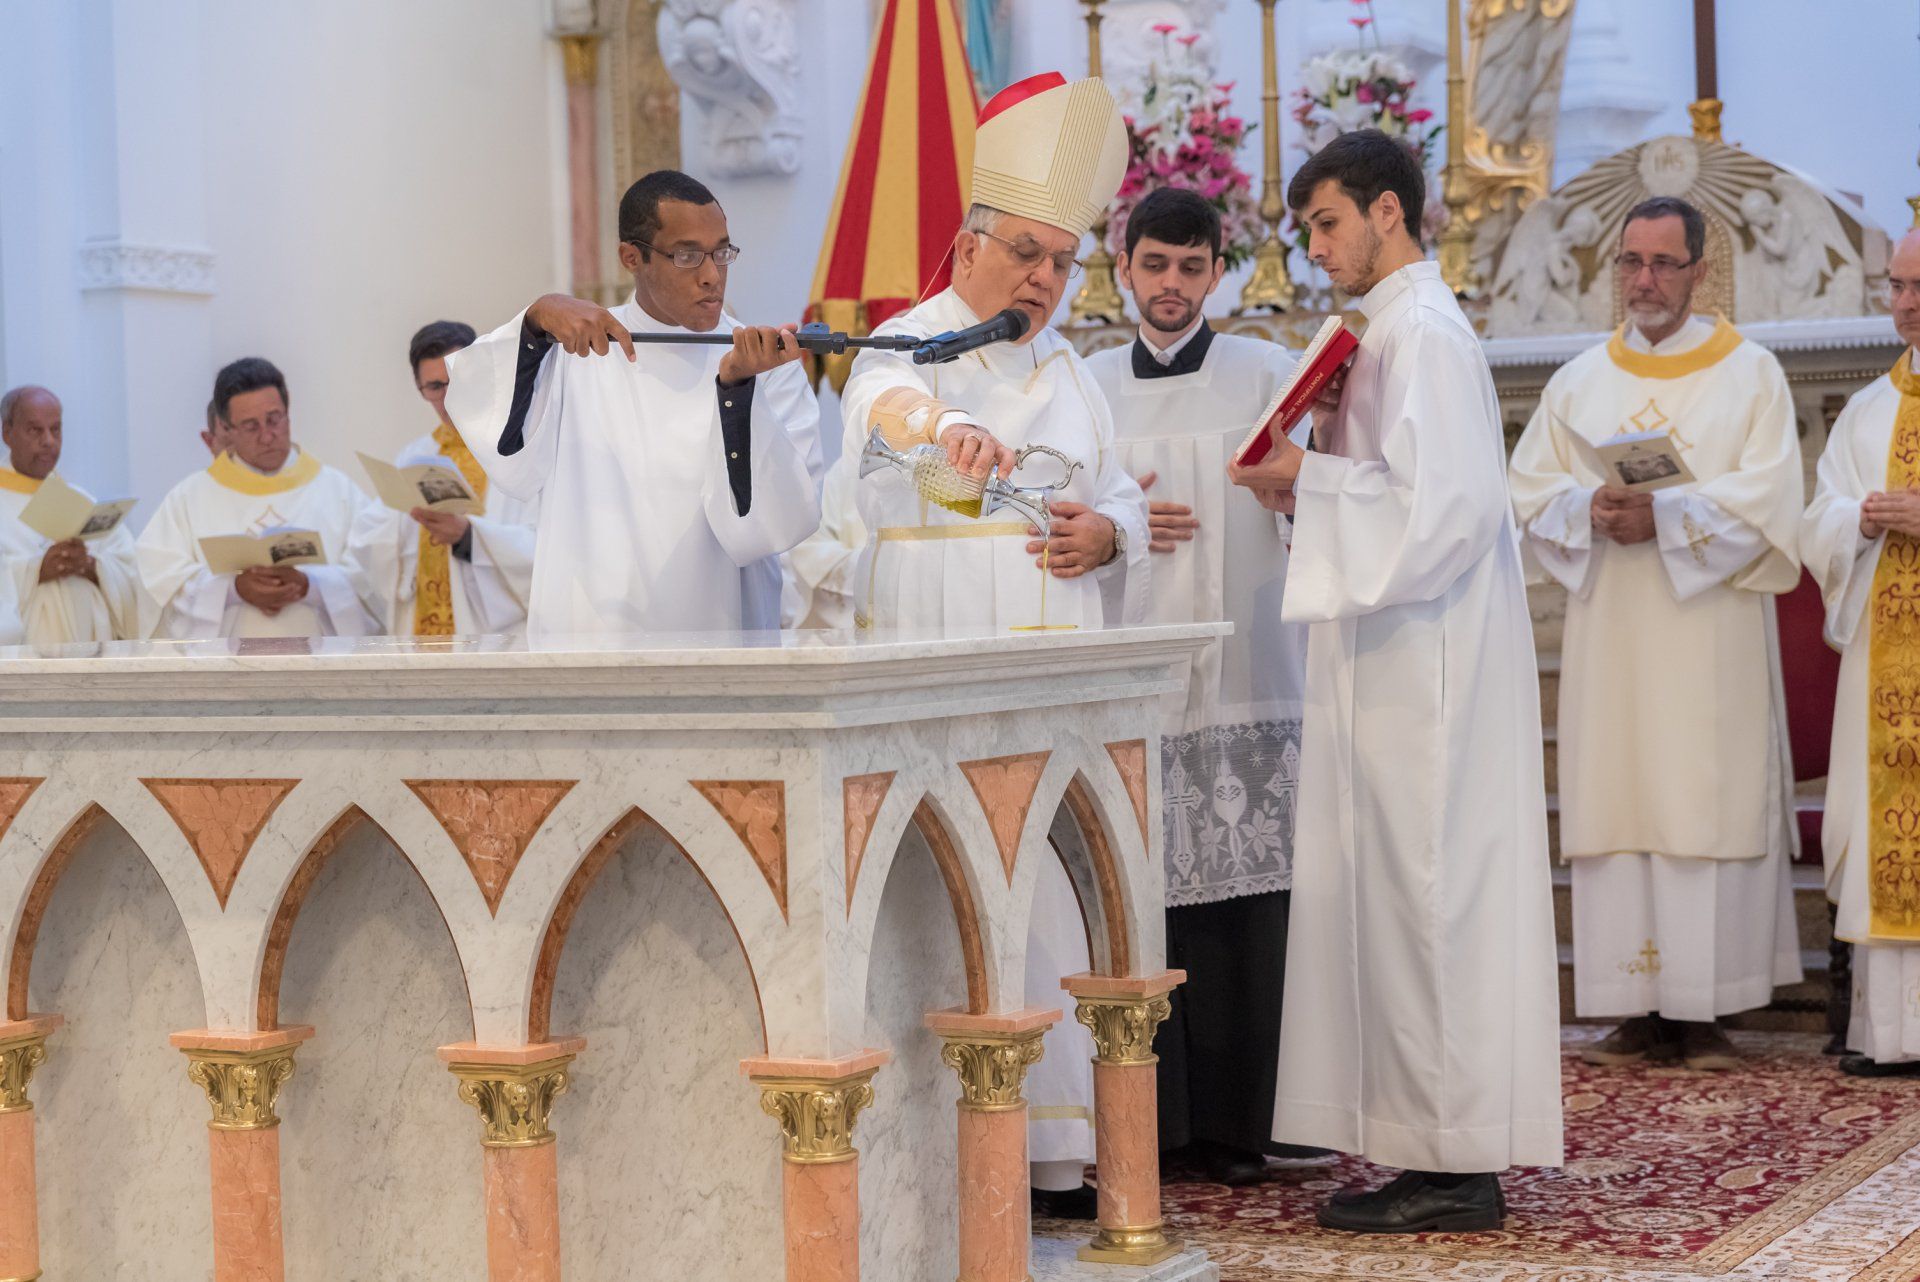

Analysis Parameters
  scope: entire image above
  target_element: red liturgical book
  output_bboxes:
[1232,313,1365,468]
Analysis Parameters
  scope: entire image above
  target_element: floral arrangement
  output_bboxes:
[1289,1,1445,243]
[1107,24,1264,269]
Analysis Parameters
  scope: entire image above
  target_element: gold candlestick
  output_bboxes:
[1436,0,1479,297]
[1070,0,1128,325]
[1236,0,1296,312]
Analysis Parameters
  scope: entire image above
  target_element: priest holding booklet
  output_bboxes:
[1227,128,1562,1232]
[349,321,538,638]
[137,357,380,639]
[1509,196,1804,1072]
[0,384,145,646]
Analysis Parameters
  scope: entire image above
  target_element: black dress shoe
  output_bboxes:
[1031,1183,1099,1220]
[1201,1148,1269,1187]
[1317,1172,1505,1234]
[1840,1053,1920,1078]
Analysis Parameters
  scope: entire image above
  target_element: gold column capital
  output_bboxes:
[0,1030,52,1115]
[1688,98,1724,143]
[752,1070,878,1165]
[937,1027,1048,1112]
[182,1047,299,1131]
[1908,193,1920,230]
[444,1054,576,1149]
[1073,993,1172,1066]
[556,31,603,88]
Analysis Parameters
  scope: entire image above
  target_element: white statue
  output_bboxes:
[1738,177,1858,319]
[1495,201,1601,331]
[658,0,803,178]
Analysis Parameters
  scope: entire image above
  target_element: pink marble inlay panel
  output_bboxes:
[783,1157,860,1282]
[958,752,1050,884]
[0,1109,38,1279]
[482,1143,562,1282]
[141,778,300,909]
[692,780,790,920]
[208,1127,284,1282]
[405,780,577,916]
[841,771,895,913]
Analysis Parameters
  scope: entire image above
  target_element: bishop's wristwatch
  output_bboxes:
[1104,518,1127,565]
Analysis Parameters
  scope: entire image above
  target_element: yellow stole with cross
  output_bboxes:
[1867,351,1920,939]
[412,423,489,638]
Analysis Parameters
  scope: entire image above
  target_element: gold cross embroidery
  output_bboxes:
[1621,939,1662,976]
[1681,511,1715,568]
[245,506,289,537]
[1619,399,1695,451]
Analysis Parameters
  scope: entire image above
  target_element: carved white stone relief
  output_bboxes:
[658,0,803,178]
[75,240,217,296]
[1488,135,1893,336]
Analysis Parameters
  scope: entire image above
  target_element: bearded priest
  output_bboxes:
[1509,196,1804,1071]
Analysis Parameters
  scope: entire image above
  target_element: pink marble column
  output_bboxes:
[439,1038,587,1282]
[742,1049,890,1282]
[171,1025,315,1282]
[925,1007,1060,1282]
[557,34,603,296]
[0,1014,61,1282]
[1062,971,1184,1266]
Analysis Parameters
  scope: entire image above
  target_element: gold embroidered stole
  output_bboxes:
[412,424,489,638]
[1867,351,1920,939]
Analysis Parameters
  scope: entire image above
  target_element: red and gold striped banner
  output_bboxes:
[804,0,977,392]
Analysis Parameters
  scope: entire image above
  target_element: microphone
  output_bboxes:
[910,308,1031,365]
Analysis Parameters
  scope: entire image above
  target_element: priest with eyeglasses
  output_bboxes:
[446,169,824,637]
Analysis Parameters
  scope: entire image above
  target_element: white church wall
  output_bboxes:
[0,0,566,519]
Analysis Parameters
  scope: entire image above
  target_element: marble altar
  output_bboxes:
[0,624,1222,1282]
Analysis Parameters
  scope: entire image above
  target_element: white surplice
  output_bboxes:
[445,297,823,638]
[831,287,1151,1170]
[1802,353,1920,1062]
[1087,327,1308,906]
[136,450,380,639]
[835,287,1151,635]
[1509,315,1804,1020]
[0,468,145,645]
[347,429,540,637]
[1272,260,1563,1172]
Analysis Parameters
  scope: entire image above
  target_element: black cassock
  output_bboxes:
[1156,888,1291,1160]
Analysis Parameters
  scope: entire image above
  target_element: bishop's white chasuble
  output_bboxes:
[1804,350,1920,1062]
[348,424,539,638]
[136,450,380,639]
[836,288,1152,635]
[1510,315,1804,1020]
[0,467,144,646]
[1086,327,1306,906]
[834,286,1152,1170]
[1273,261,1562,1172]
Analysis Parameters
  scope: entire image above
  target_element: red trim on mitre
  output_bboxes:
[978,71,1065,125]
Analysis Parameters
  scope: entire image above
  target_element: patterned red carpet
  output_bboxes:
[1045,1029,1920,1280]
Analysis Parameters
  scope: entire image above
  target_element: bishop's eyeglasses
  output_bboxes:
[976,230,1084,280]
[631,240,743,270]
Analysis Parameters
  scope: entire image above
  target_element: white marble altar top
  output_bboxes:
[0,624,1228,732]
